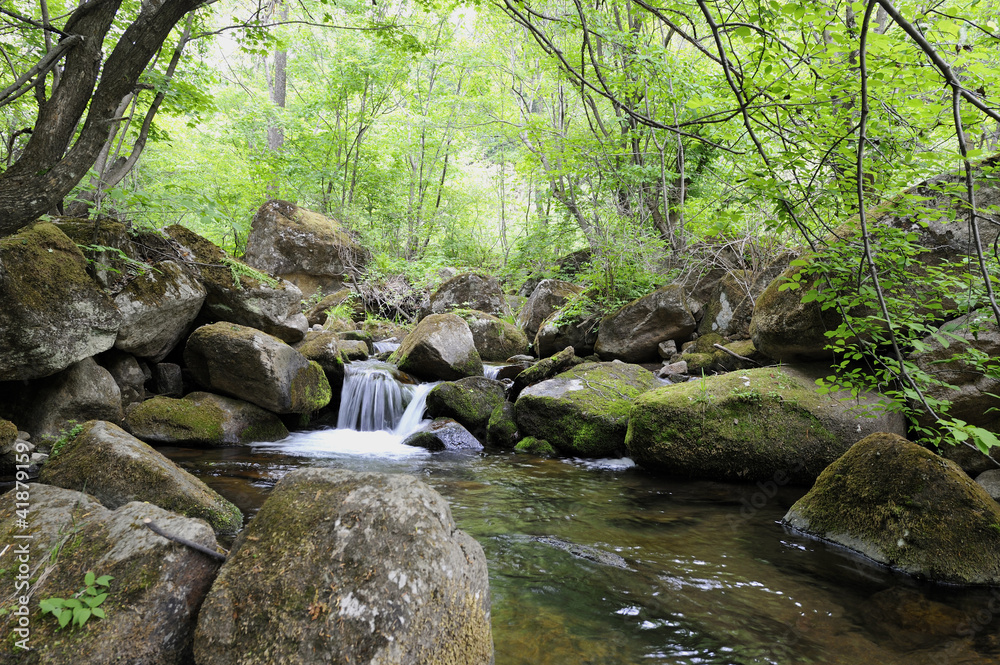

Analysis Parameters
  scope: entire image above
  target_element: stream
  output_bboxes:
[160,361,1000,664]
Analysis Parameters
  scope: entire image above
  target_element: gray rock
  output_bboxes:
[595,284,700,363]
[975,468,1000,502]
[426,272,505,317]
[339,338,370,361]
[657,340,678,359]
[114,260,207,361]
[656,360,688,378]
[458,309,530,361]
[99,350,146,410]
[124,392,289,446]
[243,200,369,298]
[403,417,485,451]
[0,485,222,665]
[750,265,842,362]
[534,310,599,358]
[193,468,493,665]
[390,313,484,381]
[153,362,184,397]
[294,330,346,382]
[165,224,308,344]
[185,322,331,414]
[40,420,242,533]
[517,279,584,342]
[426,377,506,440]
[0,222,121,381]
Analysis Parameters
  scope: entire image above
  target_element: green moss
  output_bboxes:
[126,396,226,444]
[486,403,519,449]
[515,437,556,456]
[0,223,103,312]
[0,420,17,447]
[290,361,333,412]
[426,378,505,436]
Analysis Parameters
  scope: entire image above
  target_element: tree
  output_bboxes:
[0,0,207,236]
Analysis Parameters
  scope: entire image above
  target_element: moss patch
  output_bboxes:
[515,437,556,456]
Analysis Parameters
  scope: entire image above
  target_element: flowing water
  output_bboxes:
[160,365,1000,665]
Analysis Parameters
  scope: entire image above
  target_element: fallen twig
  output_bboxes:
[143,519,227,562]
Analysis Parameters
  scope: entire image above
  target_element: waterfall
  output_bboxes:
[373,340,400,355]
[483,364,502,380]
[336,360,434,435]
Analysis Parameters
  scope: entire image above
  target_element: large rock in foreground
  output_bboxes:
[595,284,700,362]
[0,222,121,380]
[243,200,369,297]
[124,392,289,446]
[516,362,660,457]
[185,322,331,414]
[40,420,242,533]
[194,468,493,665]
[166,224,308,343]
[784,432,1000,584]
[390,313,484,381]
[625,365,906,483]
[0,485,222,665]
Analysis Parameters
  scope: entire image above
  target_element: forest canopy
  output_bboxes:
[4,0,1000,446]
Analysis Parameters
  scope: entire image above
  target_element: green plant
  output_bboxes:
[220,256,279,289]
[77,244,157,277]
[39,571,113,630]
[49,422,84,458]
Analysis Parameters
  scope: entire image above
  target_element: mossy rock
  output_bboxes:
[294,330,346,383]
[515,362,660,457]
[390,313,484,381]
[0,222,121,380]
[625,364,907,484]
[124,392,288,446]
[749,265,841,363]
[784,432,1000,584]
[193,468,493,665]
[426,376,506,441]
[0,485,222,665]
[39,420,243,533]
[508,345,579,401]
[487,403,519,449]
[452,309,530,362]
[515,437,556,456]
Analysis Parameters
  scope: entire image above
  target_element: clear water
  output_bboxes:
[162,431,1000,665]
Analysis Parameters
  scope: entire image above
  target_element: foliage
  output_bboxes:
[39,572,114,630]
[220,257,279,289]
[50,422,84,459]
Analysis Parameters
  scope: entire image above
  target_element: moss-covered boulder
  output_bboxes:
[514,436,556,456]
[0,484,222,665]
[0,357,123,442]
[783,432,1000,584]
[193,468,493,665]
[749,265,842,363]
[517,279,584,342]
[426,376,506,441]
[426,271,505,317]
[165,224,308,344]
[390,313,483,381]
[243,200,369,298]
[40,420,243,533]
[453,309,529,361]
[625,364,907,483]
[0,222,121,380]
[185,322,331,414]
[294,330,347,384]
[339,338,370,361]
[402,417,484,451]
[487,402,519,448]
[681,337,764,373]
[124,392,288,446]
[595,284,700,363]
[515,362,660,457]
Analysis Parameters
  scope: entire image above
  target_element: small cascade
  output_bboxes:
[373,340,401,355]
[336,360,435,435]
[483,364,503,380]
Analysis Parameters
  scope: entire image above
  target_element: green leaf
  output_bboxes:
[58,610,72,628]
[95,575,114,587]
[73,607,91,627]
[85,571,95,587]
[92,608,106,619]
[85,594,108,608]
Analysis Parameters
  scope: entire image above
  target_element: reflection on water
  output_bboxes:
[161,430,1000,665]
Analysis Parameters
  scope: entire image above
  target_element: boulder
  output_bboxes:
[696,270,753,338]
[98,350,146,410]
[517,279,584,341]
[389,313,483,381]
[508,346,579,401]
[486,402,519,448]
[783,432,1000,585]
[595,285,700,362]
[749,265,842,362]
[977,469,1000,501]
[426,272,505,317]
[185,322,331,414]
[113,259,207,361]
[0,485,222,665]
[294,330,346,382]
[514,436,557,456]
[40,420,242,533]
[0,357,122,442]
[515,362,660,457]
[680,335,764,373]
[338,330,375,353]
[403,418,484,451]
[455,310,530,361]
[303,287,354,326]
[193,468,493,665]
[0,222,121,380]
[165,224,308,344]
[243,200,369,298]
[534,310,600,358]
[625,365,907,483]
[517,249,592,297]
[910,309,1000,431]
[153,362,184,397]
[339,338,370,361]
[124,393,288,446]
[426,376,506,440]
